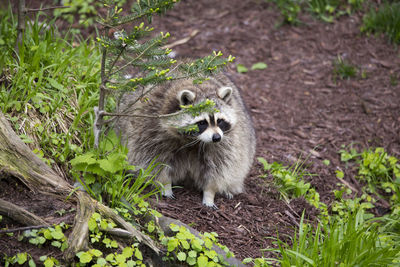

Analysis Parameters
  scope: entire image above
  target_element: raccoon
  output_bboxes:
[117,72,256,208]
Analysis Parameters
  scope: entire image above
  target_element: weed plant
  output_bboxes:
[70,130,161,208]
[362,2,400,44]
[332,55,358,81]
[266,0,302,24]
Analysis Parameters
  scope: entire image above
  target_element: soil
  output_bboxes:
[1,0,400,264]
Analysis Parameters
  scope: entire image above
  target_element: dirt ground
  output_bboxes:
[1,0,400,263]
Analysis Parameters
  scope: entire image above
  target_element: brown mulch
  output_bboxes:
[149,0,400,260]
[1,0,400,264]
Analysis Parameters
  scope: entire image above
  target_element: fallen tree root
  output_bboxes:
[0,198,49,226]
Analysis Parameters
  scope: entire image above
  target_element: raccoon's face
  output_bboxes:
[164,86,237,143]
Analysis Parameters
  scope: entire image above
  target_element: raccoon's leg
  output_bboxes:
[202,183,218,209]
[158,169,174,199]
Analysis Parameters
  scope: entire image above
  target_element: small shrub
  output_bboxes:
[332,55,358,81]
[362,2,400,44]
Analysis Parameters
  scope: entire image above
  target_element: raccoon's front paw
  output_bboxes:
[202,199,218,210]
[161,184,175,199]
[202,190,218,209]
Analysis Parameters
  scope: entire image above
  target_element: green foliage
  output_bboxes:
[340,146,400,206]
[251,62,268,70]
[307,0,341,23]
[3,224,70,266]
[54,0,99,30]
[0,8,101,167]
[70,130,161,208]
[258,157,314,200]
[266,0,365,25]
[76,212,145,266]
[332,55,358,81]
[3,252,36,267]
[331,185,375,220]
[236,63,248,73]
[19,223,69,252]
[361,2,400,44]
[267,209,400,267]
[267,0,302,24]
[236,61,267,73]
[160,223,234,266]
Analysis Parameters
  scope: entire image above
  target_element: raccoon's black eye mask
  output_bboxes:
[196,120,208,134]
[217,118,231,132]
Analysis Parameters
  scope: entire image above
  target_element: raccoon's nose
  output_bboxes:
[212,133,221,143]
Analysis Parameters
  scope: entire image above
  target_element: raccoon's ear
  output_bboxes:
[217,86,232,101]
[178,90,196,106]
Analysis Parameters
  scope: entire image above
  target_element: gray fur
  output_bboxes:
[116,73,256,208]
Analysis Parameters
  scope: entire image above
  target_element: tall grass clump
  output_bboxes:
[268,209,400,267]
[362,2,400,44]
[0,8,101,169]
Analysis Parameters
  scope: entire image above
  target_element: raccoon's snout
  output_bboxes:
[212,133,221,143]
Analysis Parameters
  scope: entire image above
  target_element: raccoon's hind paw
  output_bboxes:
[225,192,233,199]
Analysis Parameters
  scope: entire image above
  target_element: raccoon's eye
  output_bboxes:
[217,119,231,132]
[196,120,208,134]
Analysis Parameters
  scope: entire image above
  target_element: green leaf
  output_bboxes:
[16,252,27,264]
[70,152,97,168]
[187,256,196,265]
[78,252,93,263]
[111,240,118,248]
[115,254,126,263]
[251,62,267,70]
[204,238,213,249]
[28,258,36,267]
[135,248,143,260]
[323,159,330,166]
[51,230,64,240]
[167,238,179,252]
[188,250,197,258]
[122,247,133,258]
[43,229,52,240]
[191,239,203,252]
[51,241,61,248]
[169,224,180,232]
[100,219,109,230]
[336,170,344,179]
[91,249,103,257]
[43,258,54,267]
[47,77,66,92]
[197,255,208,266]
[96,258,107,266]
[105,253,114,261]
[177,252,186,261]
[243,258,253,264]
[236,64,248,73]
[181,240,190,250]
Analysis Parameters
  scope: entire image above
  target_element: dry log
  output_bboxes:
[0,198,49,226]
